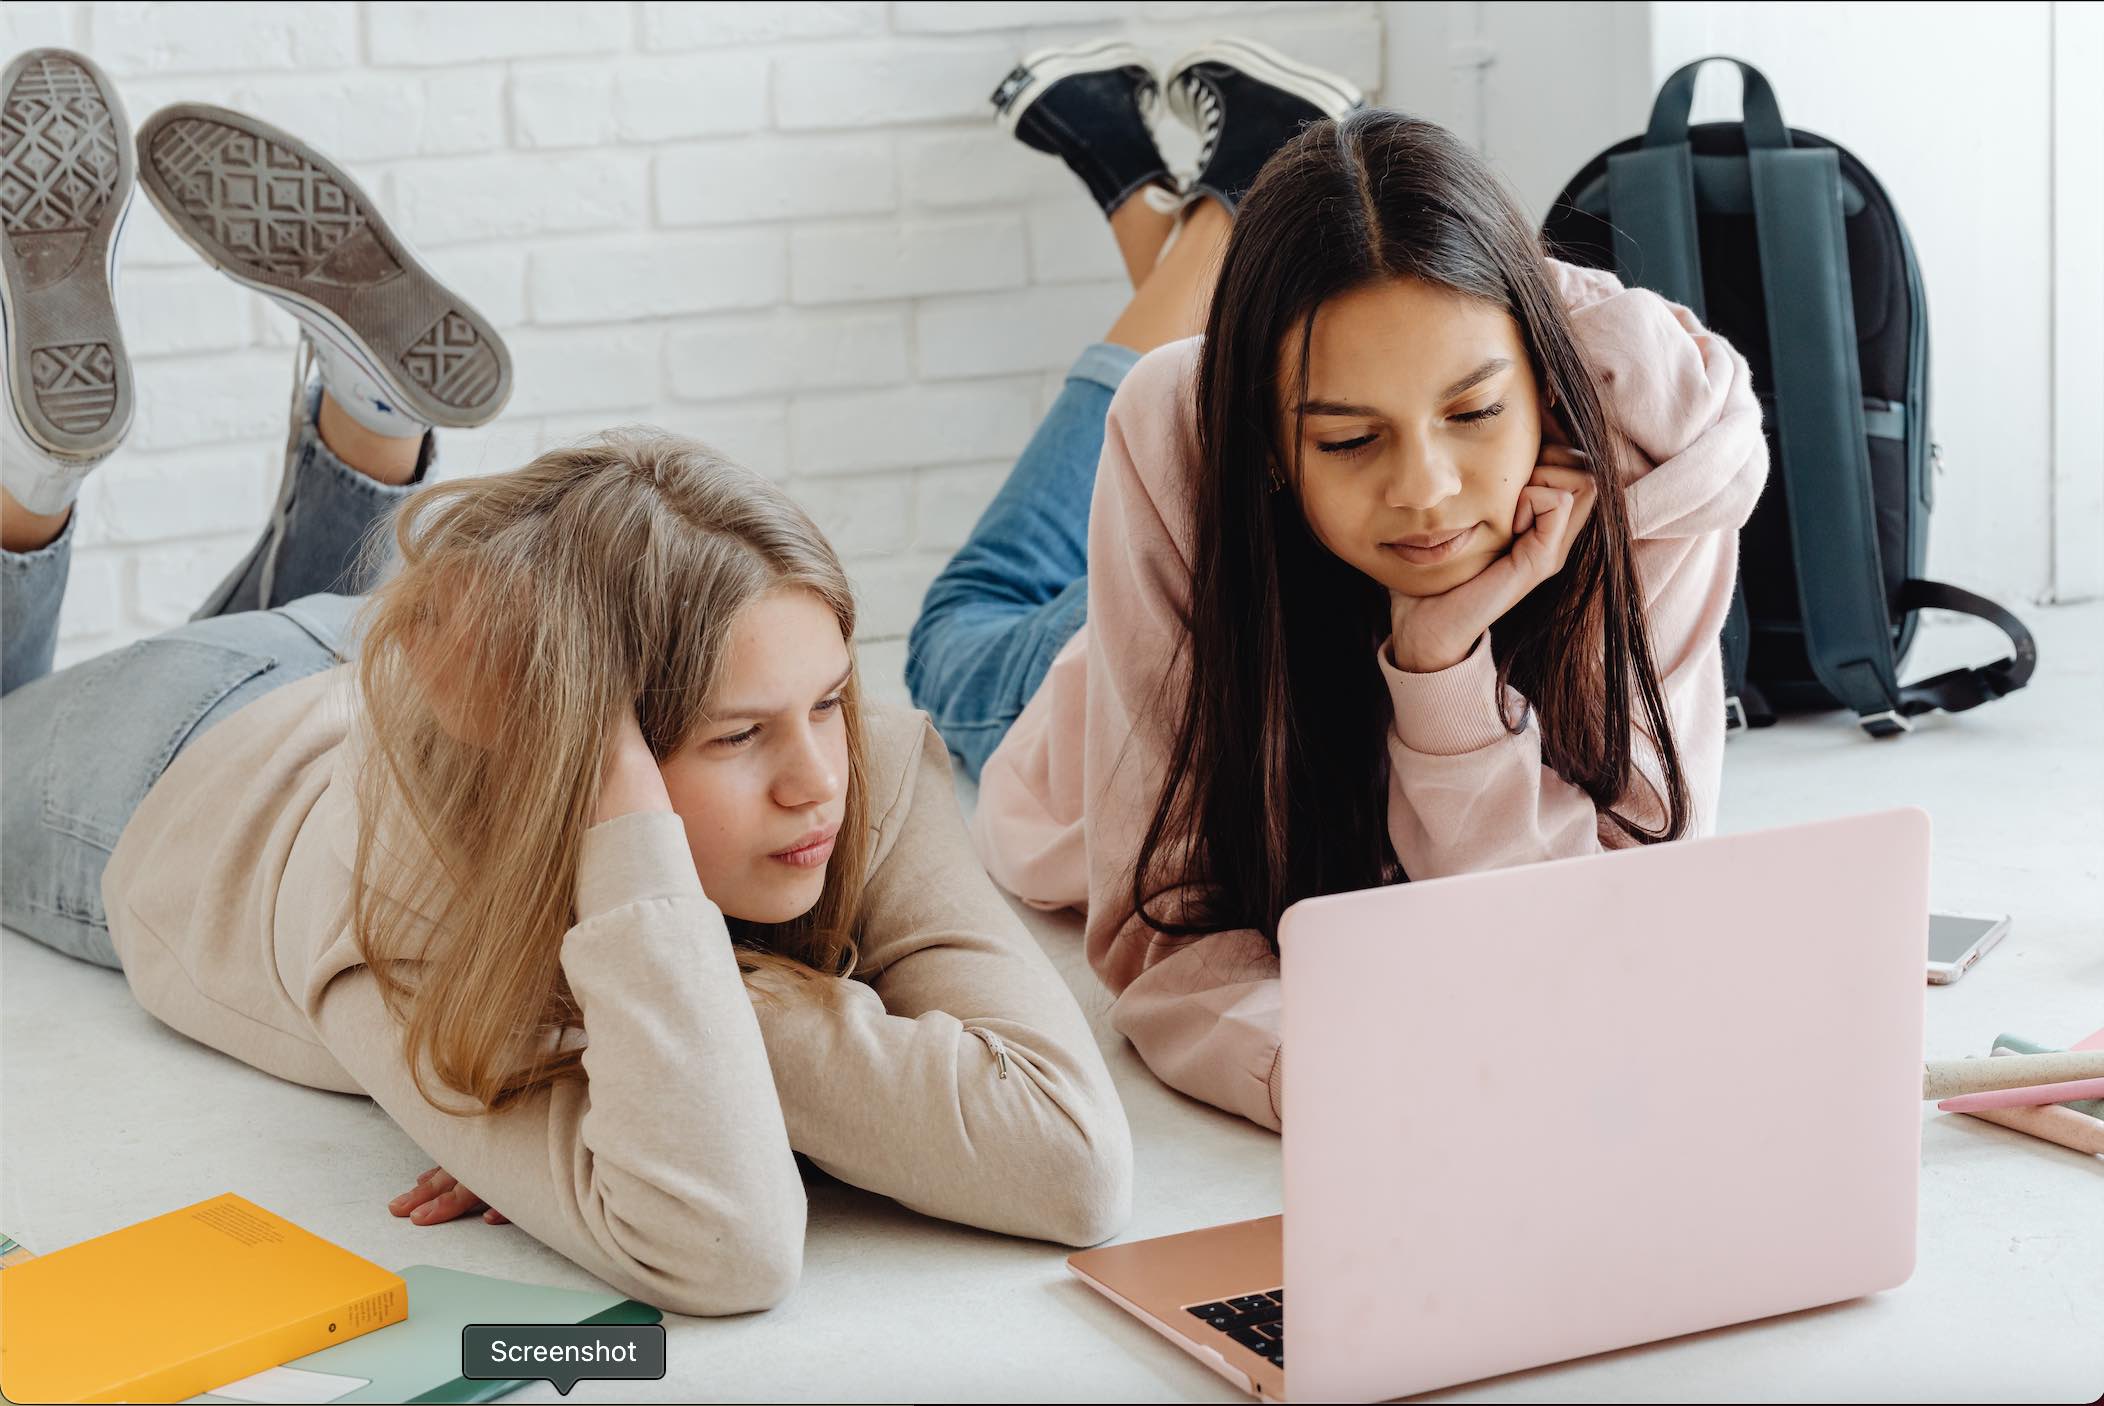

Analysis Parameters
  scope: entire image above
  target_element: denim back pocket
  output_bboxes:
[41,638,280,851]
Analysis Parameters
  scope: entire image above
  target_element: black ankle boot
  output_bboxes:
[1166,37,1365,213]
[991,39,1172,216]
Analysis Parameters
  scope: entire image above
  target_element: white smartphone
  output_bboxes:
[1926,910,2011,984]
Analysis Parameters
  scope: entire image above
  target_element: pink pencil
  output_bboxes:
[1937,1075,2104,1113]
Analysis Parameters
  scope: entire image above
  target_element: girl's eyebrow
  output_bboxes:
[1437,355,1511,400]
[1297,356,1512,418]
[1298,397,1381,417]
[711,662,853,721]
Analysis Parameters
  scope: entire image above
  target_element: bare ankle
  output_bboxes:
[1102,199,1233,354]
[1,488,72,554]
[317,390,423,486]
[1177,195,1233,249]
[1109,184,1180,289]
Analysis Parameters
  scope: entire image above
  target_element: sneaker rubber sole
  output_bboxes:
[134,102,511,429]
[993,38,1161,135]
[0,47,136,463]
[1163,35,1366,130]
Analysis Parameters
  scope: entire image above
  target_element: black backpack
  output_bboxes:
[1539,56,2035,738]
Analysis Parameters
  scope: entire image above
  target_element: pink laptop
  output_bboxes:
[1069,807,1930,1402]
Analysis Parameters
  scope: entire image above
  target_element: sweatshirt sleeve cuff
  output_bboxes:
[1378,630,1515,756]
[574,810,704,921]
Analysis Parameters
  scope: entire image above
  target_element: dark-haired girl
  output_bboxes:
[908,41,1767,1131]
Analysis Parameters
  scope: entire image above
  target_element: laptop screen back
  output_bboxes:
[1277,808,1929,1402]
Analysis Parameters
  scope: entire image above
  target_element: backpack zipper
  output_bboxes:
[966,1026,1011,1079]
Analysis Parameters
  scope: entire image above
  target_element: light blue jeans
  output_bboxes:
[906,342,1137,780]
[0,385,429,969]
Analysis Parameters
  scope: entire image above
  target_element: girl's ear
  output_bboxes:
[1539,384,1575,449]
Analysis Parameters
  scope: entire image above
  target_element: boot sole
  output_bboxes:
[0,48,136,463]
[134,103,511,429]
[1163,36,1367,131]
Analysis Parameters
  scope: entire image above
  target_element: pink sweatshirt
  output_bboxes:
[970,259,1768,1132]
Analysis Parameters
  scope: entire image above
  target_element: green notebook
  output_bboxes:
[186,1264,661,1404]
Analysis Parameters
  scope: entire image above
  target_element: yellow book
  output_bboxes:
[0,1193,405,1404]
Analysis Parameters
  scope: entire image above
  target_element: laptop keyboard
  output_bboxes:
[1186,1288,1285,1367]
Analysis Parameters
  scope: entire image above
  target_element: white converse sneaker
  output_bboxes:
[133,103,511,434]
[0,47,136,513]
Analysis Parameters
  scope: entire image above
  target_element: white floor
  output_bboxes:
[4,602,2099,1403]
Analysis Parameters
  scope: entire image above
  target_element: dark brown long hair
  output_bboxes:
[1132,108,1691,951]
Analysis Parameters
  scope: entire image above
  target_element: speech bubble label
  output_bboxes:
[460,1323,668,1395]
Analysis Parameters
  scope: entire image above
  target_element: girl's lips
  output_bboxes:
[770,827,839,868]
[1383,523,1476,565]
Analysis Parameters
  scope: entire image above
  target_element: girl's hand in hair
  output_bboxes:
[592,705,675,825]
[1386,444,1598,673]
[388,1165,508,1225]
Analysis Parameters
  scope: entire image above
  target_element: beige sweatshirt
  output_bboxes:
[100,665,1132,1317]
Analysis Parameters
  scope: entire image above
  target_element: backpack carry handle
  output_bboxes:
[1645,57,1790,151]
[1611,55,1789,318]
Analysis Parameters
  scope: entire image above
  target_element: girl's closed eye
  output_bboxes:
[1316,402,1505,458]
[1316,433,1379,456]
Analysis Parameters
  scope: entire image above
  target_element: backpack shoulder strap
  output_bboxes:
[1607,142,1707,320]
[1747,138,1913,733]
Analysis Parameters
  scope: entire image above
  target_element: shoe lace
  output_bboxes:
[1184,76,1224,174]
[255,332,317,610]
[1137,77,1162,131]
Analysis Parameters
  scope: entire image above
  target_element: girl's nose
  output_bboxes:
[775,728,841,808]
[1383,440,1464,511]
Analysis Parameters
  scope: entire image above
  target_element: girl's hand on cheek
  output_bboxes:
[1505,446,1597,585]
[1386,445,1597,674]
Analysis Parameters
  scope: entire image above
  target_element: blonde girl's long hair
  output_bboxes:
[349,431,869,1117]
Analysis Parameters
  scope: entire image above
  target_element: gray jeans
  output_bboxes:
[0,384,430,968]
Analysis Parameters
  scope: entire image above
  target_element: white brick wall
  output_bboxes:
[17,1,1386,682]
